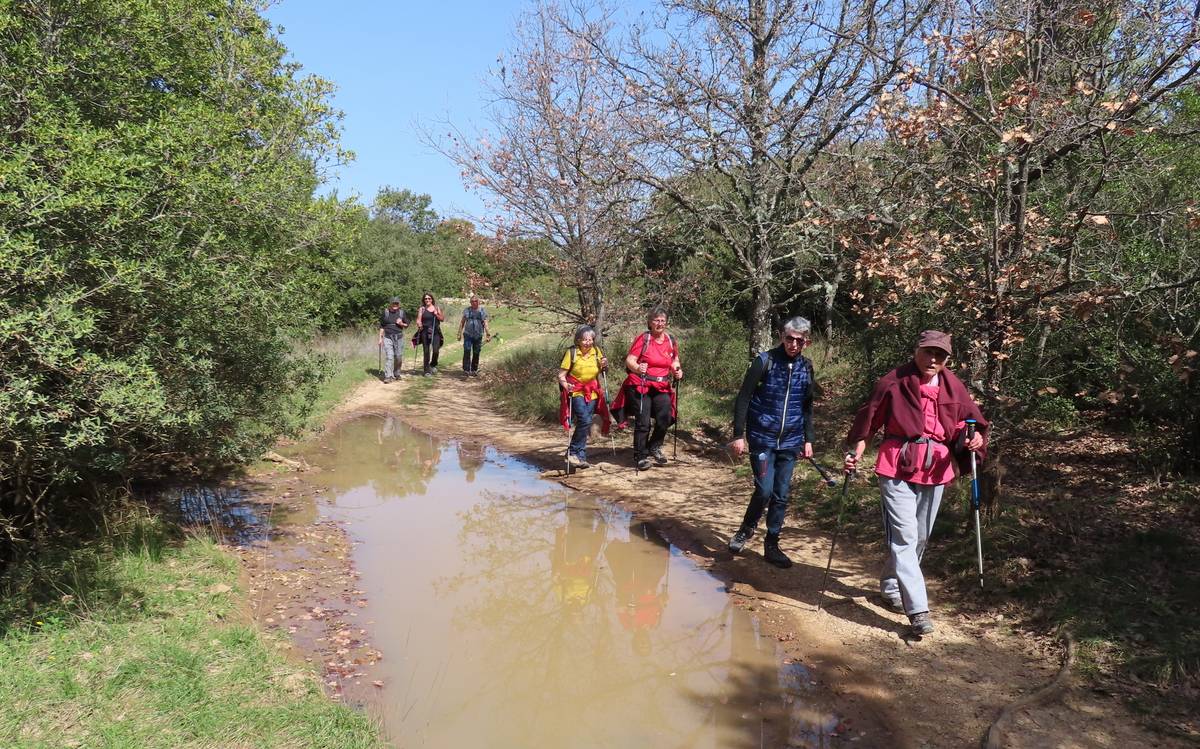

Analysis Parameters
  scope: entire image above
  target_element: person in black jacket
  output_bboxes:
[727,317,816,568]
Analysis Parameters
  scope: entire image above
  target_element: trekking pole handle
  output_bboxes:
[806,456,838,487]
[964,419,980,510]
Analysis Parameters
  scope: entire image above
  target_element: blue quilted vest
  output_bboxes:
[746,347,812,451]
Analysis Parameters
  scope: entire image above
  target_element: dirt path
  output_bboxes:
[326,355,1182,748]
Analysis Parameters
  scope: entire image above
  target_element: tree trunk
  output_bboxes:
[577,285,597,326]
[593,293,607,349]
[822,273,840,366]
[749,280,772,359]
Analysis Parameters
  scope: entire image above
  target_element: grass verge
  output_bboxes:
[302,329,379,432]
[0,509,385,749]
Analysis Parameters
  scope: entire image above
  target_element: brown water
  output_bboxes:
[285,414,849,748]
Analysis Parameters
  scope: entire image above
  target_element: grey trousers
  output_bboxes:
[878,477,944,615]
[382,336,405,378]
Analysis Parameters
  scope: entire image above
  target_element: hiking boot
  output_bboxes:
[728,525,755,554]
[636,458,652,471]
[423,371,432,377]
[908,611,935,636]
[567,454,584,469]
[650,447,669,465]
[431,366,438,374]
[763,538,793,569]
[576,458,590,469]
[881,594,904,613]
[383,377,394,384]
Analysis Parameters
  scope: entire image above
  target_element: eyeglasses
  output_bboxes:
[783,336,808,345]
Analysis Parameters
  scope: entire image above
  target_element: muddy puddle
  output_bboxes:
[201,415,862,747]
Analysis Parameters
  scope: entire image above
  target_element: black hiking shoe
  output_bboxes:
[728,526,755,554]
[763,538,793,569]
[636,458,652,471]
[908,611,935,636]
[650,447,669,465]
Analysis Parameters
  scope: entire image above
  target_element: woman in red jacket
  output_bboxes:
[843,330,988,637]
[613,308,683,471]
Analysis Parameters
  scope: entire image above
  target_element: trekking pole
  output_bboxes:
[563,387,573,476]
[378,340,383,380]
[805,456,838,487]
[672,377,679,461]
[601,370,617,457]
[966,419,984,588]
[817,455,855,612]
[635,380,645,478]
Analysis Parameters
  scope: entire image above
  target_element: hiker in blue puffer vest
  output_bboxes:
[728,316,817,568]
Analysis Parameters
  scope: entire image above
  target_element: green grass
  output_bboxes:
[484,340,563,423]
[0,511,385,749]
[303,329,379,432]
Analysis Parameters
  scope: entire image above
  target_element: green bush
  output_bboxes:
[0,0,354,556]
[678,317,753,393]
[484,342,564,425]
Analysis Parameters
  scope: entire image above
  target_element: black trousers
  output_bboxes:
[422,329,441,372]
[626,386,672,460]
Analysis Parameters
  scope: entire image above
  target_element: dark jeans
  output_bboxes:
[626,385,672,460]
[462,335,482,372]
[741,446,799,539]
[422,329,440,372]
[569,395,596,459]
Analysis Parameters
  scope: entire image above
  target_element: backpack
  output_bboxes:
[463,307,486,337]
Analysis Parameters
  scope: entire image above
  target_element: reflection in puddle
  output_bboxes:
[283,415,849,747]
[164,485,268,545]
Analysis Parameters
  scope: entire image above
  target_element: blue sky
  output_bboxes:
[265,1,529,219]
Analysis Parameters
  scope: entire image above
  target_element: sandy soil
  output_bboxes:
[319,356,1191,749]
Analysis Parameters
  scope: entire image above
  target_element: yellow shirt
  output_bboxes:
[559,346,604,399]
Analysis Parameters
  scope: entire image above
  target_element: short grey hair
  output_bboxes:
[646,306,669,326]
[781,316,811,336]
[573,325,596,345]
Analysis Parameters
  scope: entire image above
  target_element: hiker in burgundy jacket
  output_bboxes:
[843,330,988,637]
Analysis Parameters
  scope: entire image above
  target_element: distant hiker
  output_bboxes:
[412,292,445,376]
[843,330,989,637]
[727,317,817,569]
[377,297,409,383]
[457,294,491,376]
[557,325,612,470]
[611,307,683,471]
